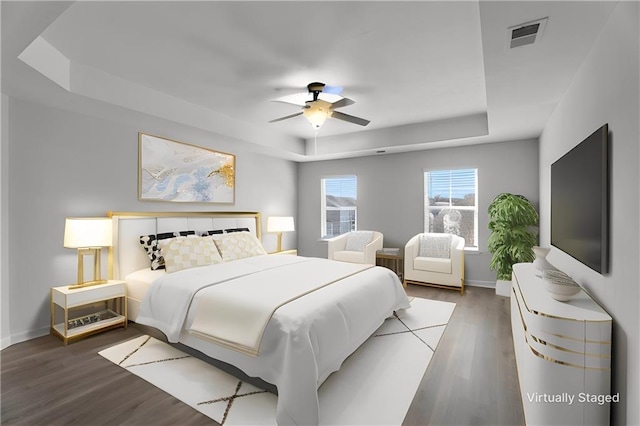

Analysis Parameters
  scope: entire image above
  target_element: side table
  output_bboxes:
[376,248,404,281]
[51,280,127,345]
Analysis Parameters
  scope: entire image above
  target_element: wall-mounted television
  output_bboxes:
[551,123,609,274]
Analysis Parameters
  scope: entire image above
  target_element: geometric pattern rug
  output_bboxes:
[99,297,456,425]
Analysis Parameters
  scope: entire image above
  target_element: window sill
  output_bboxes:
[464,247,484,255]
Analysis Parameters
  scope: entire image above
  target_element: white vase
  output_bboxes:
[532,246,556,277]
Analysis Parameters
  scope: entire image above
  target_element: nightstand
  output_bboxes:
[376,248,404,281]
[50,280,127,345]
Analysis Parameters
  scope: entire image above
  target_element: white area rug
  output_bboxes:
[99,297,456,425]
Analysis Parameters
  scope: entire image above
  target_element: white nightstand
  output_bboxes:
[50,280,127,345]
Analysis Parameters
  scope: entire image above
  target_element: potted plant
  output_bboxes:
[487,193,539,296]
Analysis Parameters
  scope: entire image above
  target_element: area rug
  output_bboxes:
[99,297,456,425]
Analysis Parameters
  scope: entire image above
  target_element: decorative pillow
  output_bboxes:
[213,231,267,262]
[159,236,223,273]
[139,230,196,270]
[224,227,250,233]
[196,228,248,236]
[419,233,452,259]
[345,231,374,252]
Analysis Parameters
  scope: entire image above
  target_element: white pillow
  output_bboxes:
[213,231,267,262]
[159,236,223,273]
[345,231,374,252]
[419,233,452,259]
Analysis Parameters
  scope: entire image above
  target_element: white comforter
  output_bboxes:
[189,259,373,356]
[136,255,410,425]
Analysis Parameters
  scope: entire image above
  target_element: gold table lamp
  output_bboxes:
[267,216,295,253]
[64,217,112,289]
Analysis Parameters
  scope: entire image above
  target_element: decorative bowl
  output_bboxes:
[543,270,580,301]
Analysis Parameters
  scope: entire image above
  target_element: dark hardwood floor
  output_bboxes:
[403,285,524,426]
[1,285,524,425]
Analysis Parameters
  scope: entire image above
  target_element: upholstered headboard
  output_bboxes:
[108,211,262,280]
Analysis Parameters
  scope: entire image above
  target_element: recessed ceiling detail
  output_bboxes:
[3,2,619,161]
[35,1,488,143]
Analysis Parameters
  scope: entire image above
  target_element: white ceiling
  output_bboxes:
[1,1,619,161]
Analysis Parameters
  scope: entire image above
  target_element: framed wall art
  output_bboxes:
[139,133,235,203]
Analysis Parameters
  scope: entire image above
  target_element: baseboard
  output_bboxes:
[465,280,495,289]
[1,326,49,350]
[1,336,11,351]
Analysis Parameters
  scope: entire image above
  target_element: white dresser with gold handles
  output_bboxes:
[511,263,612,425]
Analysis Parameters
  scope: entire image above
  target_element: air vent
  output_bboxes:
[507,17,548,49]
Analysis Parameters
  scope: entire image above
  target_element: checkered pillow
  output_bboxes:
[159,236,223,273]
[212,232,266,262]
[139,231,195,270]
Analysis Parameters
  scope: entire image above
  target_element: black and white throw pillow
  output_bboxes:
[139,231,195,270]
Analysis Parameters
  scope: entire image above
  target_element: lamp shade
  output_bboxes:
[267,216,295,233]
[303,109,328,129]
[303,99,331,129]
[64,217,113,248]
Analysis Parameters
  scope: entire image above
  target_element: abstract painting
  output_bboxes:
[139,133,235,203]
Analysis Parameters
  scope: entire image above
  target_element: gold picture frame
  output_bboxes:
[138,133,235,203]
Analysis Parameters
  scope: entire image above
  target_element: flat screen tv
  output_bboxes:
[551,123,609,274]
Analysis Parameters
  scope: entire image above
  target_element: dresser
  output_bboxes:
[511,263,612,425]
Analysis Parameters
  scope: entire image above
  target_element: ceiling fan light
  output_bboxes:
[303,107,329,129]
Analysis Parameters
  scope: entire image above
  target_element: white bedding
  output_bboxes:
[189,259,373,355]
[135,255,411,425]
[125,268,166,301]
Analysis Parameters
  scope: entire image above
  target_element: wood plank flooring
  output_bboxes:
[1,285,524,425]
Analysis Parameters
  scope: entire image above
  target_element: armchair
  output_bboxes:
[327,231,383,265]
[404,233,465,294]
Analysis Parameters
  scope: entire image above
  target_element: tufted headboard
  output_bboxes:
[107,211,262,280]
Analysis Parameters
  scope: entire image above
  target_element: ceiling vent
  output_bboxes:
[507,17,548,49]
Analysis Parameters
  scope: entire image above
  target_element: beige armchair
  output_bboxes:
[327,231,383,265]
[404,233,465,294]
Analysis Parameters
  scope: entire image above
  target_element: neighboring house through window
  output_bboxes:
[424,168,478,248]
[321,175,357,238]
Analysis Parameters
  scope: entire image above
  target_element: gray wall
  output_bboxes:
[539,2,639,424]
[1,94,9,347]
[2,97,297,347]
[297,139,539,286]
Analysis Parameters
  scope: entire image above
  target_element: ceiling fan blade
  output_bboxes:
[330,110,370,126]
[271,93,311,106]
[331,97,355,109]
[271,99,304,106]
[269,112,303,123]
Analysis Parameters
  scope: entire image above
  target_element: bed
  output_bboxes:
[108,211,411,425]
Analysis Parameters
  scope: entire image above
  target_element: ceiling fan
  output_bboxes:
[269,82,370,129]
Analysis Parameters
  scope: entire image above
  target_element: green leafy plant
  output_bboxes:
[487,193,539,281]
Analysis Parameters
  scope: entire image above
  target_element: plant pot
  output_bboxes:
[495,279,512,297]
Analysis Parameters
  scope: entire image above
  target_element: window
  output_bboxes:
[424,168,478,248]
[321,175,357,238]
